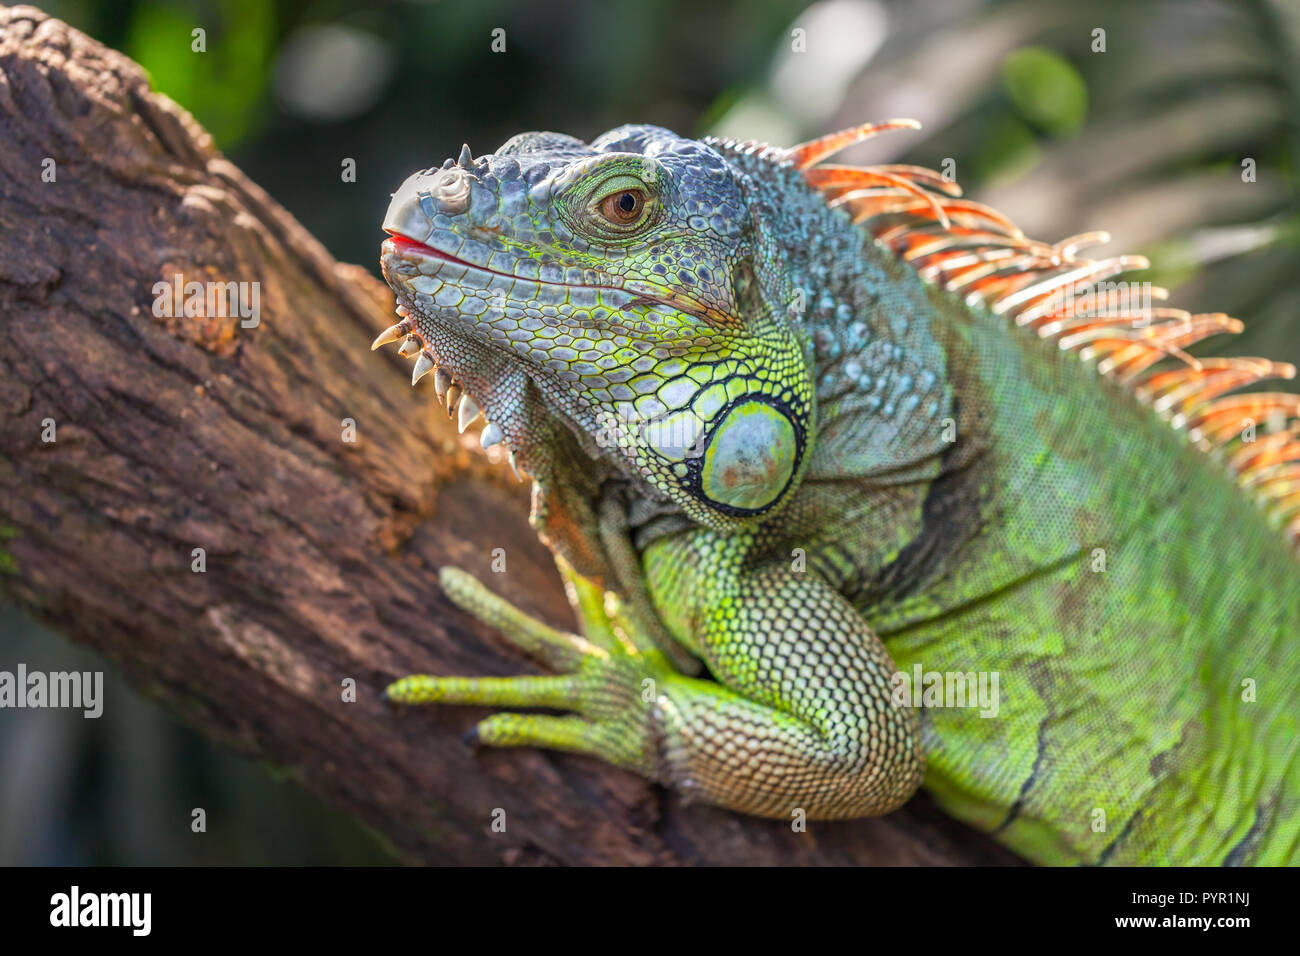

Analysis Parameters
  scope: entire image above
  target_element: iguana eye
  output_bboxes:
[600,189,647,226]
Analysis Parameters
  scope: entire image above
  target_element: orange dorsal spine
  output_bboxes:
[784,120,1300,547]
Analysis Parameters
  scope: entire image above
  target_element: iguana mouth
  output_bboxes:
[383,233,519,281]
[375,238,527,477]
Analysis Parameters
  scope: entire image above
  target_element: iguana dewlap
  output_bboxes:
[372,122,1300,865]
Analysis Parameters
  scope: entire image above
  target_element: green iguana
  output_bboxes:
[371,120,1300,865]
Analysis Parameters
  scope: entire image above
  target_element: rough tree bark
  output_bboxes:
[0,5,1018,865]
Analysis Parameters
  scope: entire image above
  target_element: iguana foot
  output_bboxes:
[385,565,681,775]
[389,557,923,819]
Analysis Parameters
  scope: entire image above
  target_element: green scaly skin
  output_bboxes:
[374,127,1299,865]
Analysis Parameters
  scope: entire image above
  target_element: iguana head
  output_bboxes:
[377,125,813,529]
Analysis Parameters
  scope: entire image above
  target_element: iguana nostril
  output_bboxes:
[427,166,473,216]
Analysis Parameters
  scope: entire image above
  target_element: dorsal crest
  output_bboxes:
[777,120,1300,550]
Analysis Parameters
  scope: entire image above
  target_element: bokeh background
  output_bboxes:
[3,0,1298,863]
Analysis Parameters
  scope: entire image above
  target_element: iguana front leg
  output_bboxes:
[387,534,923,819]
[641,528,924,817]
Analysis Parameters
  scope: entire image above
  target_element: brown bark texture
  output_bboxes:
[0,4,1019,864]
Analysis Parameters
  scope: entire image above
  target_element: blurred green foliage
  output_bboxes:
[126,0,274,145]
[1001,47,1087,137]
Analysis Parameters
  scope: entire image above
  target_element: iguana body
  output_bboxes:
[373,122,1300,865]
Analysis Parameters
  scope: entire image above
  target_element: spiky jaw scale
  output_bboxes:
[376,240,524,480]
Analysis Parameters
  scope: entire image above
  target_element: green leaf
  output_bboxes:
[1001,46,1088,138]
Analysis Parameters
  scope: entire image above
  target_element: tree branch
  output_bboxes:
[0,4,1018,864]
